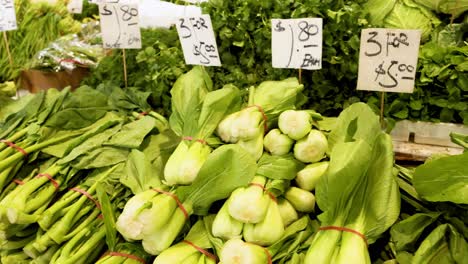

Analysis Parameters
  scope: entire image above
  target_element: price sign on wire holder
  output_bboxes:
[98,1,142,49]
[357,28,421,93]
[271,18,323,70]
[176,14,221,66]
[0,0,18,32]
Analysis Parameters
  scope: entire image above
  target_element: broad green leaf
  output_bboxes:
[42,112,122,158]
[71,147,129,169]
[122,149,161,194]
[169,66,212,136]
[184,219,212,249]
[196,84,241,140]
[359,133,400,243]
[178,144,257,215]
[390,213,440,252]
[327,102,380,154]
[59,124,122,165]
[45,87,110,129]
[104,116,156,149]
[315,139,373,224]
[414,152,468,204]
[256,154,305,181]
[412,224,468,264]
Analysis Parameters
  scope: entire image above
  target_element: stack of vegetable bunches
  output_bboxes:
[4,66,465,263]
[0,84,169,263]
[111,66,404,264]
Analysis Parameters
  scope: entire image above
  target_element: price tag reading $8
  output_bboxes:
[176,15,221,66]
[98,2,142,49]
[357,28,421,93]
[271,18,323,70]
[0,0,18,32]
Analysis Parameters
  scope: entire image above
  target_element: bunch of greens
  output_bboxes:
[304,103,400,263]
[82,28,189,116]
[0,83,170,263]
[0,0,81,82]
[385,157,468,264]
[164,67,242,186]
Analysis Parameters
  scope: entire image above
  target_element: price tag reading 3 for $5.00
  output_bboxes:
[272,18,323,70]
[99,1,141,49]
[357,28,421,93]
[0,0,17,31]
[176,15,221,66]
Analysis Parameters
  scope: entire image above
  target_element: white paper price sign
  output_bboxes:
[99,2,142,49]
[0,0,18,32]
[67,0,83,13]
[357,28,421,93]
[176,15,221,66]
[271,18,322,70]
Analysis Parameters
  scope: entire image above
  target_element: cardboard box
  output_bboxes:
[19,67,89,93]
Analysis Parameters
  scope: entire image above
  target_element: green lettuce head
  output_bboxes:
[365,0,441,42]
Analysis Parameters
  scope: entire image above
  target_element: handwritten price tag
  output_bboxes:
[0,0,18,32]
[67,0,83,13]
[99,2,141,49]
[176,15,221,66]
[357,28,421,93]
[271,18,322,70]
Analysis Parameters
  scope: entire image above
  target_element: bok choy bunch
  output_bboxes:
[304,103,400,263]
[117,144,257,255]
[164,67,241,186]
[153,219,216,264]
[217,78,304,160]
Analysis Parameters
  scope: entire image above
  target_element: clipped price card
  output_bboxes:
[357,28,421,93]
[0,0,17,31]
[99,2,142,49]
[176,15,221,66]
[271,18,322,70]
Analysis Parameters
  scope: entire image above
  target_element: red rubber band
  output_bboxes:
[13,179,25,185]
[183,240,218,262]
[1,139,28,156]
[263,247,272,264]
[137,111,149,118]
[105,252,146,264]
[152,189,189,220]
[182,136,207,145]
[246,105,268,132]
[70,187,101,210]
[249,183,277,203]
[36,173,59,190]
[319,226,368,246]
[97,214,103,220]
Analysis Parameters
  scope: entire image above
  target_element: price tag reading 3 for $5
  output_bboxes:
[357,28,421,93]
[98,1,141,49]
[272,18,323,70]
[0,0,18,32]
[176,15,221,66]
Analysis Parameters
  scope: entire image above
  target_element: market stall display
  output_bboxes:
[0,0,467,263]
